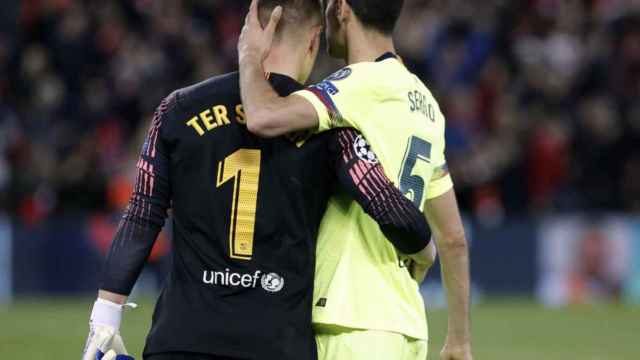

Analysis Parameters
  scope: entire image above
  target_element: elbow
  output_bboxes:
[246,117,271,137]
[437,229,468,254]
[246,110,281,138]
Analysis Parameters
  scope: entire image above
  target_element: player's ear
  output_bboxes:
[336,0,351,23]
[308,25,322,54]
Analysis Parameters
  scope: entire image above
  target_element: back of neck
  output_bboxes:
[345,27,396,64]
[263,45,302,83]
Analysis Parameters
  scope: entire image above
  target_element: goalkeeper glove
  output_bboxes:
[96,349,135,360]
[82,298,136,360]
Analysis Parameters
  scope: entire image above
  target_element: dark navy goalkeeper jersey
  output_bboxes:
[99,72,431,360]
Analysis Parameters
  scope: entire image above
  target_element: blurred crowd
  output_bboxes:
[1,0,639,226]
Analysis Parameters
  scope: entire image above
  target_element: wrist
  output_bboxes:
[239,51,263,68]
[90,298,123,330]
[445,334,471,346]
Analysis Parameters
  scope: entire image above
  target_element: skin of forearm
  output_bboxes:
[98,289,127,305]
[239,54,289,137]
[437,235,471,342]
[239,54,319,136]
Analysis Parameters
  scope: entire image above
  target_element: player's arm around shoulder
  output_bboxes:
[292,64,372,133]
[241,64,370,137]
[245,88,320,137]
[237,1,372,137]
[423,189,473,360]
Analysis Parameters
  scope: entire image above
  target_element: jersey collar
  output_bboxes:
[266,72,304,93]
[266,72,301,85]
[375,52,398,62]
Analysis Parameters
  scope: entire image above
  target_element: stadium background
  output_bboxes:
[0,0,639,359]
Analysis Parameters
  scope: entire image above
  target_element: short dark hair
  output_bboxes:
[346,0,404,34]
[258,0,322,36]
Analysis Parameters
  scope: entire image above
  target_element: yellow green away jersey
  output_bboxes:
[294,53,453,340]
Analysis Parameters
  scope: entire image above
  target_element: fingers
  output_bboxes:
[238,1,282,63]
[103,349,129,360]
[440,349,472,360]
[110,333,128,355]
[102,350,118,360]
[82,342,99,360]
[82,326,134,360]
[243,12,251,29]
[249,0,260,24]
[439,352,455,360]
[265,6,283,34]
[83,326,116,360]
[409,260,429,283]
[247,0,282,29]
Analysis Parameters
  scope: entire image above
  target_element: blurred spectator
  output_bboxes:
[569,226,622,304]
[2,0,640,228]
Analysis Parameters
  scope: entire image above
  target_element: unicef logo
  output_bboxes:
[353,135,379,164]
[261,273,285,293]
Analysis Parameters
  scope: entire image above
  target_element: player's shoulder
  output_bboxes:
[306,64,376,102]
[322,59,410,96]
[355,58,407,79]
[147,72,239,131]
[173,72,240,110]
[322,63,375,87]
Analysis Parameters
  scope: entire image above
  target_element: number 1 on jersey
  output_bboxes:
[216,149,261,260]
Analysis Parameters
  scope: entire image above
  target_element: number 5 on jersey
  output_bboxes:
[399,136,432,208]
[216,149,261,260]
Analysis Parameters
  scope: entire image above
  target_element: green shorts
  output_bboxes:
[315,324,428,360]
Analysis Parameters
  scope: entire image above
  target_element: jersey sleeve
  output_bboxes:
[99,93,175,295]
[329,128,432,254]
[293,67,369,133]
[425,140,454,200]
[426,163,453,200]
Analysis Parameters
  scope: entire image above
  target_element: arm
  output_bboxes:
[82,95,173,360]
[239,54,319,137]
[423,189,473,360]
[331,129,435,267]
[98,96,173,298]
[98,290,126,305]
[238,0,318,137]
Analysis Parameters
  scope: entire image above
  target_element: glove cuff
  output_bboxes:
[90,298,123,330]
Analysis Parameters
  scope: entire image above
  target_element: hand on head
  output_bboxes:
[238,0,283,65]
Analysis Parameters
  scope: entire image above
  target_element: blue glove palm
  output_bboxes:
[96,350,135,360]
